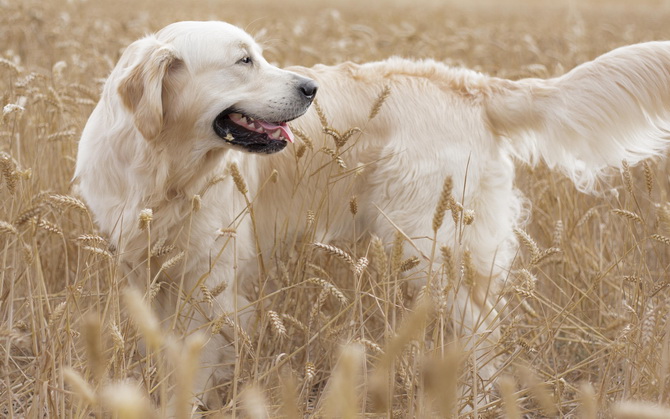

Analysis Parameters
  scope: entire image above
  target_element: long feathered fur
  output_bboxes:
[486,41,670,190]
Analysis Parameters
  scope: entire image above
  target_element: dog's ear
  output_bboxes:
[117,39,182,140]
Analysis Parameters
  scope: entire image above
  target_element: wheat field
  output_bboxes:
[3,0,670,417]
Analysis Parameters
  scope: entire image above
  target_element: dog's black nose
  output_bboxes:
[299,79,318,100]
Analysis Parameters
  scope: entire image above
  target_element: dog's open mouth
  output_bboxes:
[213,111,295,154]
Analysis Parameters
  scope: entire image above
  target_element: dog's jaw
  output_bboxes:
[213,109,294,154]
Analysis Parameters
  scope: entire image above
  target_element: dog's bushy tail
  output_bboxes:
[485,41,670,191]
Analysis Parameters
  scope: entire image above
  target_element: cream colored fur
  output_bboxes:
[74,21,670,409]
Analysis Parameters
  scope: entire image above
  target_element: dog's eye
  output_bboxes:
[238,56,252,65]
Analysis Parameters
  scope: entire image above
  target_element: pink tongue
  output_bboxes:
[257,120,294,143]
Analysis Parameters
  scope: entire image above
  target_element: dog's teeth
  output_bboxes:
[269,129,281,140]
[240,116,247,124]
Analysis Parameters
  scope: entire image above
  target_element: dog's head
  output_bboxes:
[115,21,317,154]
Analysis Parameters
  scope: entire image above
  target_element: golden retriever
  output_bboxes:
[74,20,670,408]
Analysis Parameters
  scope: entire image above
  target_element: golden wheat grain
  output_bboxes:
[514,228,541,262]
[62,367,96,405]
[462,209,475,225]
[498,376,521,419]
[216,227,237,237]
[37,219,63,235]
[321,147,347,169]
[552,220,563,248]
[612,209,643,223]
[307,277,348,305]
[47,301,67,329]
[450,200,462,225]
[398,256,420,272]
[68,82,99,99]
[305,362,316,381]
[651,234,670,245]
[148,281,162,303]
[575,206,598,229]
[296,143,307,158]
[138,208,153,230]
[0,220,18,236]
[357,337,383,354]
[290,125,314,150]
[101,382,154,419]
[313,99,328,128]
[278,371,301,419]
[160,250,184,271]
[368,84,391,120]
[391,230,404,274]
[462,249,475,288]
[221,316,254,355]
[228,161,248,195]
[242,386,270,419]
[578,382,597,419]
[46,129,77,142]
[76,234,107,245]
[172,333,205,419]
[151,236,175,257]
[613,401,670,419]
[530,247,561,266]
[306,210,315,228]
[339,127,362,147]
[269,169,278,183]
[349,195,358,216]
[82,245,113,259]
[518,363,557,416]
[641,301,656,349]
[432,176,453,232]
[210,281,228,298]
[643,160,654,196]
[323,126,343,147]
[281,313,308,334]
[313,242,356,269]
[200,284,213,305]
[439,245,456,282]
[83,314,105,382]
[267,310,287,337]
[124,288,162,348]
[0,57,21,74]
[14,72,45,88]
[308,288,329,329]
[371,236,388,276]
[1,152,18,194]
[110,322,124,352]
[354,256,368,275]
[323,344,364,418]
[621,160,633,194]
[423,350,460,416]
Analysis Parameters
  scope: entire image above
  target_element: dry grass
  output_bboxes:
[4,0,670,417]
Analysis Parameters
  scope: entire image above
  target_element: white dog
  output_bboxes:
[74,20,670,409]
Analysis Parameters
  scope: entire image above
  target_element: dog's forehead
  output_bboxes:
[158,21,259,59]
[161,21,254,44]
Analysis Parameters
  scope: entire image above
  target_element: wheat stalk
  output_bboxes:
[267,310,287,338]
[612,209,643,223]
[368,84,391,120]
[432,176,453,232]
[48,194,88,212]
[312,242,356,269]
[307,277,348,305]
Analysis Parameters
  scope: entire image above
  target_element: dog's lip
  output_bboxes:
[213,109,291,154]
